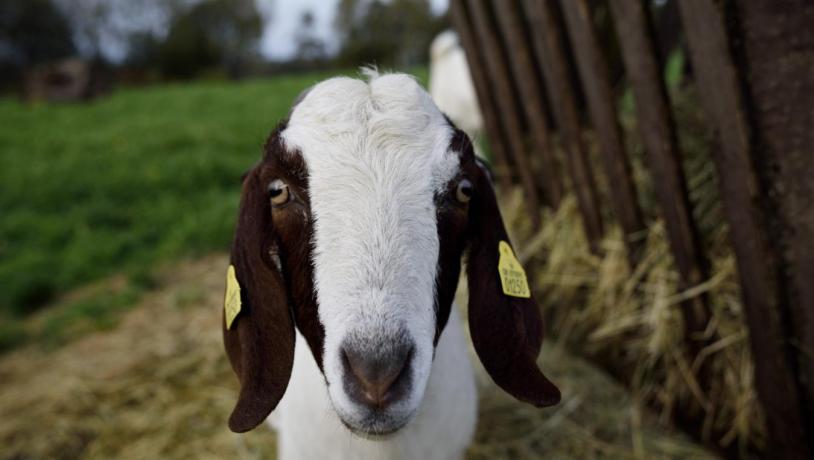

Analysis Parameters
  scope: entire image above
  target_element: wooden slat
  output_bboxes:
[736,5,814,452]
[558,0,646,262]
[488,0,563,209]
[520,0,604,249]
[609,0,711,349]
[691,1,814,457]
[680,2,811,457]
[448,0,514,191]
[458,0,543,226]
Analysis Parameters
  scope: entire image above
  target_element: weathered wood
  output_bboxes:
[609,0,711,349]
[558,0,646,262]
[448,0,513,191]
[735,0,814,457]
[489,0,564,210]
[680,2,812,457]
[459,0,543,226]
[521,0,604,249]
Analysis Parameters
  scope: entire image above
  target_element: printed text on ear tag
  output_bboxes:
[224,265,241,330]
[497,241,531,298]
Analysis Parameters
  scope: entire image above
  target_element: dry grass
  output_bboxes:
[500,188,765,456]
[0,248,712,459]
[468,346,712,459]
[0,255,278,460]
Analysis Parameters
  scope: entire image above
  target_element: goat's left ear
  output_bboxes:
[223,166,295,432]
[465,164,561,408]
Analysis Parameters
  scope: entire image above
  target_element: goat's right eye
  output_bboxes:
[268,179,290,206]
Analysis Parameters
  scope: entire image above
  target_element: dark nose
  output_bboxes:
[341,339,414,410]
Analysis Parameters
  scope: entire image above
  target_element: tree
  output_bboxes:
[52,0,268,74]
[335,0,448,68]
[53,0,175,62]
[294,10,327,62]
[0,0,76,67]
[158,0,262,78]
[0,0,76,89]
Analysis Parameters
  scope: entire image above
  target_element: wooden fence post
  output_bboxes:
[557,0,646,263]
[679,2,812,457]
[448,0,514,191]
[489,0,564,210]
[731,1,814,457]
[608,0,711,353]
[460,0,544,225]
[521,0,604,250]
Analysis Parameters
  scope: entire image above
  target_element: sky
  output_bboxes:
[52,0,449,63]
[261,0,450,60]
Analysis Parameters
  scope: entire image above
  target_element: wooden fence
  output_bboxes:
[449,0,814,458]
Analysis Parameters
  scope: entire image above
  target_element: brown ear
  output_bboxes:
[465,166,561,407]
[223,166,295,432]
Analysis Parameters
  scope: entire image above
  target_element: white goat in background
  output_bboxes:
[429,30,483,143]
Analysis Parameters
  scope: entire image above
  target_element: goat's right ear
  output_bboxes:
[223,166,295,433]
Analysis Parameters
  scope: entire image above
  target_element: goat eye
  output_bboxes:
[456,179,473,204]
[268,179,290,206]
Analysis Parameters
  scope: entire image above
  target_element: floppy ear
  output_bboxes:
[465,165,561,407]
[223,166,295,432]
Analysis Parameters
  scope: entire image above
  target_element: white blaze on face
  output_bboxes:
[282,73,460,425]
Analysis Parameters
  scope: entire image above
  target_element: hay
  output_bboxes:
[0,255,278,460]
[501,193,766,455]
[466,344,713,459]
[0,250,713,459]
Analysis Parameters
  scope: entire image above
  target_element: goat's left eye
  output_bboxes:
[456,179,473,204]
[268,179,291,206]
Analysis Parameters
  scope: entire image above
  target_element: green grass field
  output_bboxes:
[0,69,427,350]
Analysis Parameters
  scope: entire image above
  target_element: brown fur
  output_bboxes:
[432,130,473,343]
[443,128,560,407]
[461,138,560,407]
[223,121,324,433]
[223,158,295,433]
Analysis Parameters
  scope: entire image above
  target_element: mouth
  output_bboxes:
[339,417,404,439]
[335,407,416,439]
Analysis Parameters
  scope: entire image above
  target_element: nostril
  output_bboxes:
[341,343,414,409]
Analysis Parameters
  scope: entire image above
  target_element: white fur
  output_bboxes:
[429,31,483,141]
[275,72,475,459]
[272,307,477,460]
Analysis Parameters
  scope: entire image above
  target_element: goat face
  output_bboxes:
[223,73,560,436]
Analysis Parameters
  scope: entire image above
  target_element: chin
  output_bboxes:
[335,406,417,439]
[342,421,404,440]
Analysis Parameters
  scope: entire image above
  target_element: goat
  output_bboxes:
[429,31,483,142]
[222,71,560,460]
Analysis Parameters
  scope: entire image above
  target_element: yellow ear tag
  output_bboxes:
[498,241,531,298]
[224,265,241,330]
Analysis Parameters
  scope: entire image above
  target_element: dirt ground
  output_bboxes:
[0,254,714,460]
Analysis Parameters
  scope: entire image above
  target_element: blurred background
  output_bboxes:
[0,0,449,342]
[1,0,812,459]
